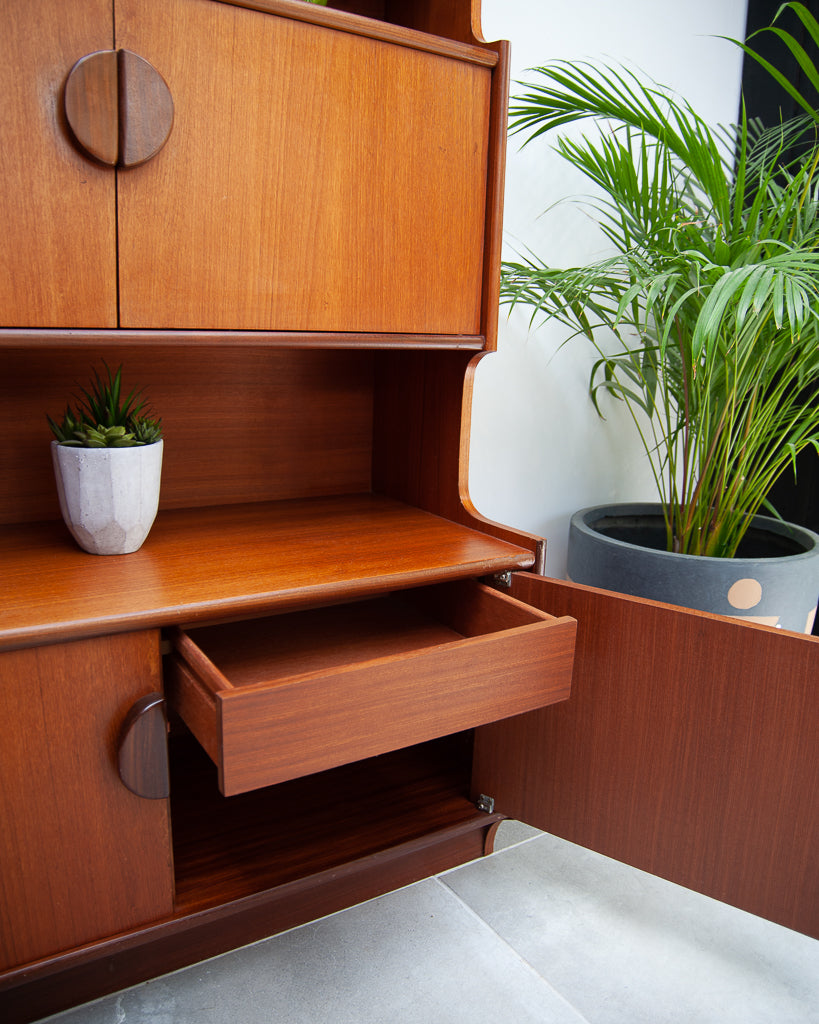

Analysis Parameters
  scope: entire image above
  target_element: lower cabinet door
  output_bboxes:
[167,579,576,796]
[0,631,174,970]
[472,572,819,940]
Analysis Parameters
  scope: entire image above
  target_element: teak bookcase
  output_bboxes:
[1,2,817,1020]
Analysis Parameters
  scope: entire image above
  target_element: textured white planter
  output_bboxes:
[51,440,164,555]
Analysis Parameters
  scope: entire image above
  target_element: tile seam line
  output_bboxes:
[431,875,592,1024]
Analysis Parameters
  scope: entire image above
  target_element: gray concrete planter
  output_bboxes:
[52,440,163,555]
[567,502,819,633]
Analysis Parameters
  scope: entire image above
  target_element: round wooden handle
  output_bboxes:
[65,49,174,168]
[118,50,175,168]
[64,50,119,166]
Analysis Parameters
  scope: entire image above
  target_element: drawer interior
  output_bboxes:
[180,579,554,689]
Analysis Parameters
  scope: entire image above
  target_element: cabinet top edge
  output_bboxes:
[217,0,499,66]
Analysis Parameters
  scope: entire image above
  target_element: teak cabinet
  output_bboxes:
[3,0,490,333]
[1,2,817,1021]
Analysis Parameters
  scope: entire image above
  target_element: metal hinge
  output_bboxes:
[476,793,495,814]
[486,571,512,589]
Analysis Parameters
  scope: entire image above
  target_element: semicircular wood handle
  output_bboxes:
[118,49,175,168]
[64,50,119,166]
[117,692,170,800]
[65,49,174,168]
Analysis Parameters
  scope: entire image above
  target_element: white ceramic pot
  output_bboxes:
[51,439,164,555]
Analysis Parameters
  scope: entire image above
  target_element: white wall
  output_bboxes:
[469,0,749,577]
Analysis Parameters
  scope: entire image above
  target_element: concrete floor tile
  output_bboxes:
[443,832,819,1024]
[492,818,544,851]
[40,880,586,1024]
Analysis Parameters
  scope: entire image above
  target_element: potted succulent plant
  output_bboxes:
[48,364,164,555]
[500,4,819,631]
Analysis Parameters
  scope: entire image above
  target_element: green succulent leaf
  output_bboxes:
[47,364,163,449]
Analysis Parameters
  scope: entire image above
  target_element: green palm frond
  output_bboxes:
[733,1,819,121]
[500,19,819,556]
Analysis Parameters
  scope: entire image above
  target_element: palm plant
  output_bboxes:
[501,5,819,558]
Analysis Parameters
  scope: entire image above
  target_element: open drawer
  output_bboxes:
[166,579,576,796]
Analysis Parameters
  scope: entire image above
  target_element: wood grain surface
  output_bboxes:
[0,0,116,327]
[0,631,173,970]
[1,494,536,650]
[473,574,819,938]
[168,580,574,793]
[115,0,491,332]
[0,346,374,526]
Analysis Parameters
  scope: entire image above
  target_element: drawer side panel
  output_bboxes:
[167,658,221,765]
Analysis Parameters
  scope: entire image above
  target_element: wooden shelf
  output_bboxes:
[0,494,536,650]
[170,732,486,913]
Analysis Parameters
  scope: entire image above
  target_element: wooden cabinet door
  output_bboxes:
[472,573,819,939]
[115,0,492,333]
[0,0,117,328]
[0,631,174,969]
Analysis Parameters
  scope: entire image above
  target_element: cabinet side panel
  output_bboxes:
[479,39,509,351]
[0,632,173,969]
[372,350,542,559]
[472,574,819,938]
[0,0,117,327]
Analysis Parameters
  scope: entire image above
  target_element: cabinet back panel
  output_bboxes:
[0,346,373,525]
[385,1,476,43]
[331,1,387,19]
